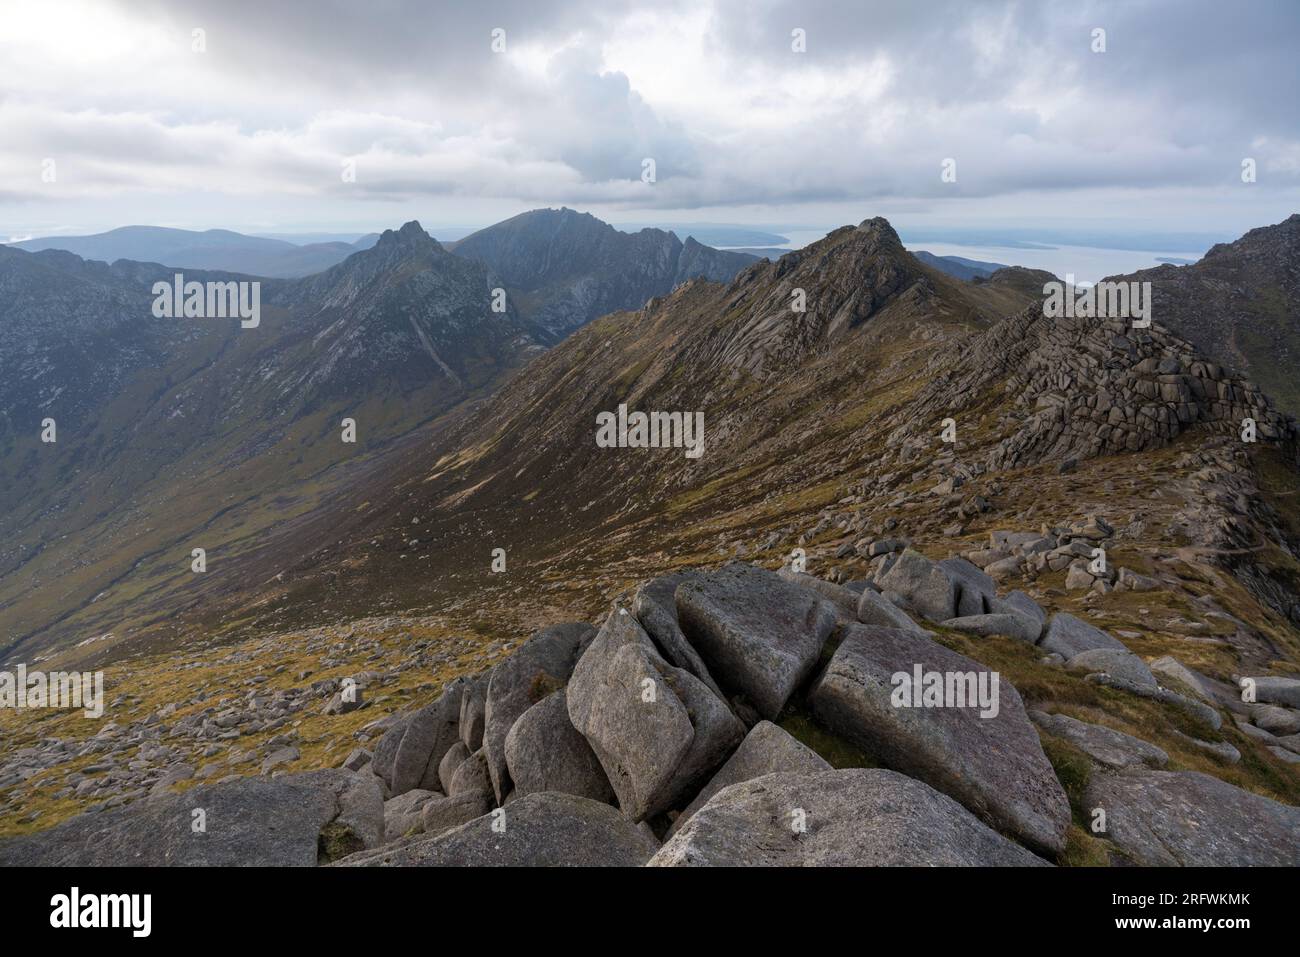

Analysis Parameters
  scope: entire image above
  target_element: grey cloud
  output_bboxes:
[2,0,1296,220]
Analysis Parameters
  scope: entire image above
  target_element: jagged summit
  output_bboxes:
[374,220,441,250]
[450,207,756,335]
[855,216,902,239]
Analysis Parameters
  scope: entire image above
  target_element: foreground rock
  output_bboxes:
[667,721,830,837]
[1029,711,1168,769]
[383,679,466,795]
[504,690,614,803]
[0,770,383,866]
[676,563,838,719]
[1086,769,1300,866]
[483,623,592,802]
[650,769,1046,866]
[567,608,743,821]
[1245,676,1300,709]
[1039,613,1128,658]
[337,791,659,866]
[875,549,957,622]
[810,624,1070,856]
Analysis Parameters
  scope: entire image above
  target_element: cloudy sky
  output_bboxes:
[2,0,1297,244]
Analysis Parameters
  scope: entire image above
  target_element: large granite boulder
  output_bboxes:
[650,769,1046,866]
[336,791,660,867]
[1244,676,1300,709]
[437,741,470,794]
[505,690,614,804]
[632,572,725,699]
[458,673,489,751]
[388,678,467,795]
[567,608,744,821]
[676,563,838,719]
[809,624,1070,857]
[1065,648,1157,688]
[0,769,383,866]
[1086,769,1300,866]
[667,720,829,837]
[483,622,592,803]
[421,791,494,838]
[941,613,1041,644]
[875,549,957,623]
[1029,710,1168,769]
[939,557,997,617]
[857,587,929,635]
[1039,613,1127,658]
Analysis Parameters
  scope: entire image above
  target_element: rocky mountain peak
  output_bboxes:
[855,215,902,242]
[375,220,441,252]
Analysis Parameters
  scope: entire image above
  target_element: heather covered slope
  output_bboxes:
[212,216,1295,632]
[153,218,1042,632]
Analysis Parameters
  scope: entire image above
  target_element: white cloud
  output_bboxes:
[0,0,1296,236]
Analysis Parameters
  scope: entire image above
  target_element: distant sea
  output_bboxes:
[724,231,1208,284]
[902,242,1208,284]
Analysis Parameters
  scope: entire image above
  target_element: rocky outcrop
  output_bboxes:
[7,549,1296,871]
[337,791,660,867]
[0,769,383,866]
[667,720,830,837]
[1087,769,1300,866]
[893,304,1299,472]
[651,770,1046,867]
[810,624,1071,856]
[676,564,838,718]
[482,623,591,802]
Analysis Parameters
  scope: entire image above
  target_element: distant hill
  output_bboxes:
[450,208,757,335]
[912,250,1012,281]
[8,226,379,278]
[611,223,788,247]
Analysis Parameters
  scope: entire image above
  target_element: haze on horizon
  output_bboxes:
[1,0,1297,247]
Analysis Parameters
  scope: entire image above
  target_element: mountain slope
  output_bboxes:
[0,222,546,663]
[165,219,1048,629]
[449,208,757,335]
[1112,213,1300,416]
